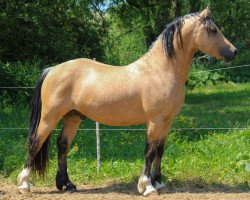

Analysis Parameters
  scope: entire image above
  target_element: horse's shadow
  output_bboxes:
[34,178,249,195]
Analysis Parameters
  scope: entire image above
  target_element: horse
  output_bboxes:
[17,7,237,196]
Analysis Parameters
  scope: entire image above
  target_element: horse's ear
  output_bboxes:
[200,7,211,19]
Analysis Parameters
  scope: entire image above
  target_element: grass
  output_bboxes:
[0,82,249,191]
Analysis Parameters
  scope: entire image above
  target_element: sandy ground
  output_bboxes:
[0,182,250,200]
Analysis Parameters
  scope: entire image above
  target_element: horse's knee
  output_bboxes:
[57,134,68,152]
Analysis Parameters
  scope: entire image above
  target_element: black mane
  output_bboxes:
[162,13,199,58]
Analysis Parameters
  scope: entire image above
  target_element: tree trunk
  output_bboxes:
[175,0,182,17]
[143,24,155,48]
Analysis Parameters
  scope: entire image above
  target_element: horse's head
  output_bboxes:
[194,7,237,62]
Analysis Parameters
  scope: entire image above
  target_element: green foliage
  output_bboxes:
[165,130,250,189]
[0,1,106,64]
[0,62,40,105]
[186,49,250,89]
[210,0,249,51]
[187,69,226,90]
[103,15,147,65]
[174,83,250,141]
[226,51,250,83]
[105,0,249,80]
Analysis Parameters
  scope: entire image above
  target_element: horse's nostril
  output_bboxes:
[234,49,238,56]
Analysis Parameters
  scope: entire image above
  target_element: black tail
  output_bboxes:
[27,67,51,177]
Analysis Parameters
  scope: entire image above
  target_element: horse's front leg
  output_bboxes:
[151,139,167,192]
[137,120,166,196]
[150,122,172,193]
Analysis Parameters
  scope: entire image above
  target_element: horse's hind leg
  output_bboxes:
[18,113,61,192]
[56,110,83,191]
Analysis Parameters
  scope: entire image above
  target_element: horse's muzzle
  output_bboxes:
[220,47,238,63]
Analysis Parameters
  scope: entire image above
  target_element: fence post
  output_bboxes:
[96,121,101,174]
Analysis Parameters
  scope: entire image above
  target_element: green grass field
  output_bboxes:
[0,82,249,191]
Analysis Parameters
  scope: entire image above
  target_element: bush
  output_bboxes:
[187,50,250,89]
[225,51,250,83]
[187,66,227,90]
[0,1,105,64]
[0,62,41,105]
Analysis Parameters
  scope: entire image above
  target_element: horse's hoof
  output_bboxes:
[67,187,77,193]
[18,187,30,194]
[56,182,77,192]
[137,181,145,194]
[137,175,151,194]
[18,180,30,193]
[154,181,167,191]
[143,185,158,197]
[56,183,63,191]
[65,182,77,192]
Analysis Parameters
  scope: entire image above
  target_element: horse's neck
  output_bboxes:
[137,35,195,84]
[170,36,196,82]
[172,20,197,82]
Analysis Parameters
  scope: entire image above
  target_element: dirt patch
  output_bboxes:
[1,182,250,200]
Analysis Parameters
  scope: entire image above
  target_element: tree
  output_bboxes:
[108,0,200,48]
[106,0,248,53]
[0,0,108,65]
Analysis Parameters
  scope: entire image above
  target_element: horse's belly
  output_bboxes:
[82,105,146,126]
[90,114,146,126]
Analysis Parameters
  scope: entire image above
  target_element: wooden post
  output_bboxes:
[96,121,101,174]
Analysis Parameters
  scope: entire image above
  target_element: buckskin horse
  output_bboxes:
[17,8,237,196]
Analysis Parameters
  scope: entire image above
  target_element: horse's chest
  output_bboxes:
[143,84,185,117]
[161,90,184,113]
